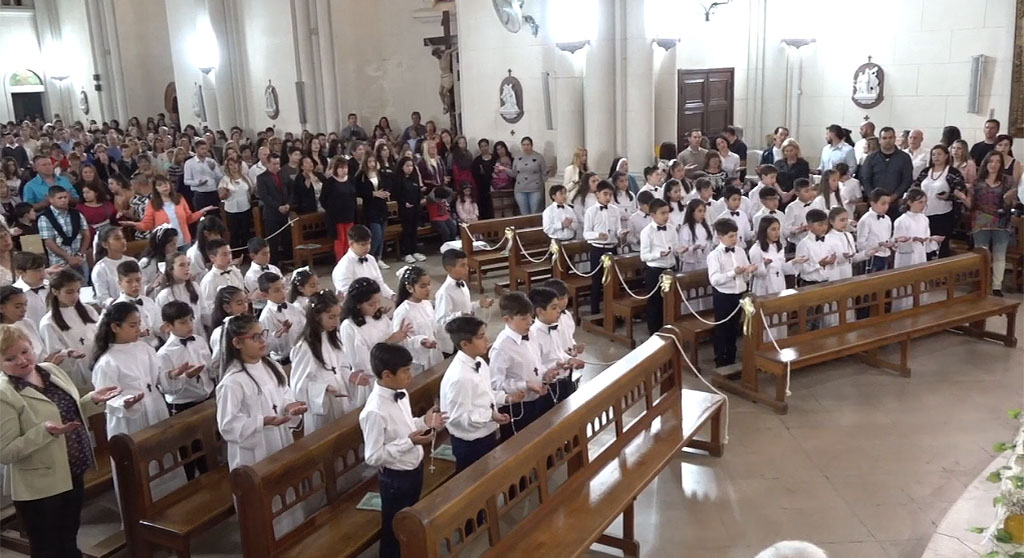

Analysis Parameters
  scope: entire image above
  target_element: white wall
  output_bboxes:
[0,9,43,122]
[164,0,204,129]
[239,0,300,133]
[114,0,174,120]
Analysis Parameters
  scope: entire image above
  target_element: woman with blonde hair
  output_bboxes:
[0,324,120,558]
[775,138,810,193]
[218,157,254,250]
[563,147,589,200]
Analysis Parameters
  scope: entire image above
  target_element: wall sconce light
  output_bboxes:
[50,75,69,83]
[703,0,733,21]
[652,38,679,50]
[780,38,816,50]
[199,66,214,75]
[556,41,589,54]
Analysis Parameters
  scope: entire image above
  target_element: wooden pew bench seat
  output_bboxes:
[136,466,234,543]
[681,389,726,458]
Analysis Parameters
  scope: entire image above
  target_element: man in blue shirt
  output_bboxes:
[22,155,77,210]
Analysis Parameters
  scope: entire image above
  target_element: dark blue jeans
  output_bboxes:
[368,221,385,259]
[378,465,423,558]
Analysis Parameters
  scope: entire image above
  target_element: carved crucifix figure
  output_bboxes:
[424,10,459,133]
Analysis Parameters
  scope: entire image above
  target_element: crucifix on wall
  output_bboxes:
[423,10,460,134]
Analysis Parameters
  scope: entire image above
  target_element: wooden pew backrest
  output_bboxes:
[664,270,713,323]
[460,215,542,256]
[395,331,684,558]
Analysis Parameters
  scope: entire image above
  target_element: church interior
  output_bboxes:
[0,0,1023,557]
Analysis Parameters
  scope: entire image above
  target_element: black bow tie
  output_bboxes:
[220,269,233,276]
[393,390,407,402]
[133,298,144,306]
[473,361,481,372]
[724,247,735,253]
[521,334,530,342]
[548,324,558,332]
[259,265,269,272]
[180,335,196,347]
[28,286,45,294]
[455,280,465,288]
[876,214,885,220]
[803,202,812,208]
[599,205,608,210]
[556,204,565,209]
[768,210,777,214]
[730,211,740,216]
[815,236,826,242]
[657,225,667,231]
[277,303,288,312]
[358,257,368,264]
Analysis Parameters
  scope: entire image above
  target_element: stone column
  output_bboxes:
[97,0,129,122]
[624,0,654,169]
[206,0,239,131]
[290,0,317,130]
[84,0,113,122]
[583,0,616,174]
[555,54,585,183]
[315,0,339,133]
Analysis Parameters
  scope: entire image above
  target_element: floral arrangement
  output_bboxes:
[969,409,1024,557]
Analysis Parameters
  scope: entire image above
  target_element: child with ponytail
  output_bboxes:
[289,290,353,434]
[393,266,442,374]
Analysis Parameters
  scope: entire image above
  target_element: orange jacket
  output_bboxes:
[136,199,205,244]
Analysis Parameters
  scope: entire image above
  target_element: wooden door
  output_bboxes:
[677,68,734,149]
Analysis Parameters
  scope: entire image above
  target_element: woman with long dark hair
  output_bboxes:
[954,151,1019,296]
[912,144,964,258]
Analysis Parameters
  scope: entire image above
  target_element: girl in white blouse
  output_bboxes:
[287,266,322,311]
[216,314,306,537]
[137,225,179,296]
[289,290,352,434]
[748,216,805,339]
[39,269,97,391]
[186,216,228,283]
[664,179,688,234]
[339,278,416,407]
[392,266,442,375]
[892,189,940,310]
[206,286,249,381]
[571,172,600,238]
[611,172,638,229]
[155,252,206,339]
[678,198,715,272]
[90,226,137,308]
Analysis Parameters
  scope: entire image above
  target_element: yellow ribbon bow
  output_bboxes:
[504,226,515,243]
[740,295,756,337]
[660,272,674,294]
[601,253,614,286]
[550,240,562,271]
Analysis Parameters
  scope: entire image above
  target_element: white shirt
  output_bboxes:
[679,222,715,269]
[290,331,353,435]
[752,208,783,235]
[825,229,864,280]
[216,360,300,470]
[244,262,281,313]
[795,234,834,282]
[640,221,678,269]
[331,251,395,299]
[247,160,268,188]
[219,176,252,213]
[626,210,651,252]
[259,300,307,362]
[719,151,741,179]
[186,244,208,283]
[856,208,893,257]
[717,208,753,249]
[708,196,752,223]
[748,242,793,296]
[91,255,138,308]
[434,275,481,354]
[440,351,504,441]
[199,266,244,326]
[112,293,162,348]
[583,203,622,247]
[488,326,544,402]
[784,199,817,245]
[154,282,206,339]
[555,310,578,358]
[157,334,215,404]
[13,278,47,325]
[919,167,953,216]
[341,315,409,408]
[818,142,857,172]
[706,244,750,293]
[638,183,662,197]
[393,299,442,373]
[840,177,863,218]
[92,341,170,438]
[183,155,224,193]
[854,138,870,165]
[359,384,427,471]
[904,146,930,177]
[529,319,567,380]
[542,203,577,241]
[40,304,99,390]
[15,318,46,361]
[893,211,932,268]
[747,183,767,216]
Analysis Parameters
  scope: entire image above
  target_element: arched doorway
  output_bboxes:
[8,69,45,122]
[164,82,179,125]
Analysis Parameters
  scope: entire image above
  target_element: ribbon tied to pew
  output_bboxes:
[550,239,562,270]
[739,295,756,337]
[505,226,515,245]
[601,253,614,286]
[660,271,674,294]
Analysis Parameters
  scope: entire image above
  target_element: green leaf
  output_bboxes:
[995,495,1006,506]
[994,442,1013,452]
[1009,552,1024,558]
[1010,409,1022,420]
[988,471,1004,483]
[982,551,1000,558]
[1013,476,1024,490]
[968,526,986,534]
[995,528,1013,543]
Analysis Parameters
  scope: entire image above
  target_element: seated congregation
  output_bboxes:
[0,112,1021,558]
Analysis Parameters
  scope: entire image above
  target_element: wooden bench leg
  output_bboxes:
[1005,311,1018,348]
[595,501,640,558]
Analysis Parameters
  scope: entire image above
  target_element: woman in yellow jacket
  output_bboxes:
[0,324,120,558]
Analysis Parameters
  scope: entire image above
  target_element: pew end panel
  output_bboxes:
[460,215,543,293]
[290,212,334,269]
[663,270,715,370]
[552,240,592,324]
[506,227,555,294]
[581,254,646,348]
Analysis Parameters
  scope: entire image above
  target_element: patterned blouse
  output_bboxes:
[969,180,1013,232]
[9,367,93,476]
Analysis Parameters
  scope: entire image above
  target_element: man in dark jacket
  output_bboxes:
[859,126,913,219]
[255,153,292,264]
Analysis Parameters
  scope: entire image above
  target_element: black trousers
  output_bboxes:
[225,208,253,251]
[398,208,419,256]
[711,289,741,366]
[553,375,577,402]
[14,474,84,558]
[928,211,955,259]
[378,465,423,558]
[192,190,221,212]
[498,400,539,442]
[644,266,670,335]
[589,245,617,314]
[450,432,499,473]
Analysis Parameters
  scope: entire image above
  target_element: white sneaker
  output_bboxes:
[413,253,427,262]
[404,255,417,264]
[378,260,391,270]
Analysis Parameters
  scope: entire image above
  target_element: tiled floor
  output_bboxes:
[4,252,1022,558]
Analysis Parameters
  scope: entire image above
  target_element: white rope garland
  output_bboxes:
[229,216,300,252]
[458,223,509,252]
[657,326,729,444]
[560,252,603,277]
[610,260,661,300]
[674,281,744,325]
[758,308,792,397]
[512,232,553,264]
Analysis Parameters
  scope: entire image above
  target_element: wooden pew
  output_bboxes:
[383,201,437,260]
[552,240,592,324]
[290,212,334,268]
[109,399,234,558]
[581,254,647,348]
[394,329,725,558]
[662,269,715,370]
[729,249,1019,414]
[230,360,456,558]
[1007,216,1023,292]
[505,227,554,294]
[1,413,126,558]
[460,214,542,293]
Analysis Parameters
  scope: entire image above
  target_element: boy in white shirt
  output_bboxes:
[707,219,757,367]
[198,238,245,328]
[542,185,577,241]
[794,209,836,287]
[359,343,446,558]
[434,249,494,357]
[747,164,784,216]
[113,260,162,348]
[331,224,395,301]
[440,316,519,472]
[752,187,784,233]
[243,237,280,314]
[835,162,863,220]
[640,199,684,335]
[857,189,895,273]
[583,180,625,315]
[541,278,587,365]
[528,286,583,405]
[12,252,48,324]
[257,272,307,366]
[488,292,554,440]
[714,186,753,249]
[626,191,655,253]
[638,166,664,196]
[784,178,818,249]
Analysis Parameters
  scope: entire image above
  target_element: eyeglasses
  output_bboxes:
[238,329,270,342]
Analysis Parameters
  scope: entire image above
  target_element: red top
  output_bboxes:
[427,199,451,222]
[77,201,117,231]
